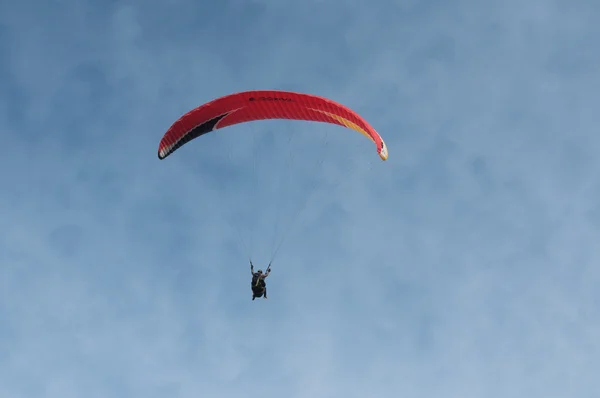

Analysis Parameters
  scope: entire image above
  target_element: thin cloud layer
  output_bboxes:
[1,0,599,397]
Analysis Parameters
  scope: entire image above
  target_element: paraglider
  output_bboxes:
[250,260,270,300]
[157,90,388,301]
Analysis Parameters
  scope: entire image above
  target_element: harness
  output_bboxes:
[252,274,266,288]
[250,261,271,291]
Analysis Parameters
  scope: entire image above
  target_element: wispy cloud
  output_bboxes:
[1,0,599,397]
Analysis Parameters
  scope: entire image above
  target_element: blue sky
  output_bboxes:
[2,0,600,397]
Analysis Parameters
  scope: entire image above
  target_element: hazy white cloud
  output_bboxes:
[1,0,599,397]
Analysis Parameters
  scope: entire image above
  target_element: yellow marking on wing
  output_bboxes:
[309,109,375,143]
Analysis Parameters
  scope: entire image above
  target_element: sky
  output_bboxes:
[1,0,600,397]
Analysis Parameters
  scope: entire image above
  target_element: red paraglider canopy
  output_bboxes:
[158,90,388,161]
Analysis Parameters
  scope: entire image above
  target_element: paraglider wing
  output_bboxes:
[158,90,388,161]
